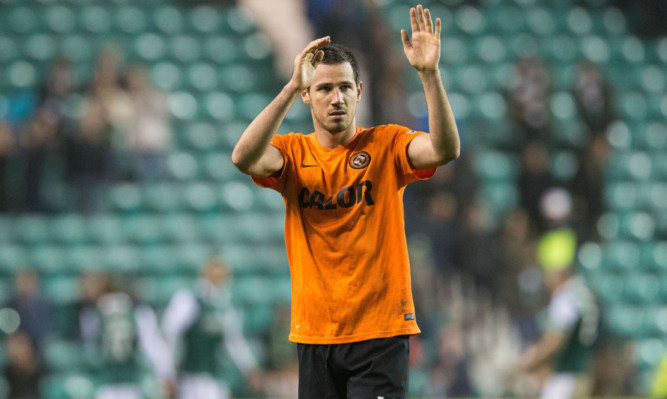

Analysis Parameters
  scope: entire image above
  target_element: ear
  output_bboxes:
[356,81,363,102]
[301,88,310,104]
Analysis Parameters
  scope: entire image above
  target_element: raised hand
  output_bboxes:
[401,5,441,72]
[291,36,331,91]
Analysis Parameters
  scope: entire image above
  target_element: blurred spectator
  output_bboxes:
[456,202,498,295]
[0,121,14,212]
[71,99,112,213]
[506,56,553,148]
[19,108,59,213]
[5,269,52,355]
[518,143,558,232]
[162,257,261,399]
[37,56,78,133]
[81,275,175,399]
[424,325,472,397]
[571,134,610,242]
[71,271,111,341]
[125,64,171,182]
[421,190,463,277]
[2,330,45,399]
[519,227,600,399]
[87,45,133,181]
[573,60,616,138]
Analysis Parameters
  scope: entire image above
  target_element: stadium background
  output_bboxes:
[0,0,666,397]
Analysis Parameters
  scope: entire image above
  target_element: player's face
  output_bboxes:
[302,62,362,135]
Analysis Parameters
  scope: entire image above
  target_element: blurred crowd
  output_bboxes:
[0,46,172,215]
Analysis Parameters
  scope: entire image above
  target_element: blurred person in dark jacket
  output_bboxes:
[3,330,45,399]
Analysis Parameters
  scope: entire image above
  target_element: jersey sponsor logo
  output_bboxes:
[298,180,375,210]
[349,151,371,169]
[404,313,415,321]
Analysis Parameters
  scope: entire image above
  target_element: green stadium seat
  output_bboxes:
[606,303,645,337]
[600,7,627,36]
[161,213,199,243]
[44,275,80,305]
[122,215,166,245]
[454,5,486,35]
[23,34,57,62]
[203,36,240,65]
[202,153,241,182]
[44,338,83,371]
[526,7,557,36]
[6,60,38,89]
[220,181,256,212]
[79,6,112,33]
[618,36,646,64]
[654,154,667,180]
[168,91,198,121]
[101,245,140,274]
[605,182,638,211]
[0,36,19,64]
[623,273,661,304]
[168,35,202,64]
[219,65,258,94]
[550,150,578,181]
[151,62,183,91]
[87,215,126,245]
[64,245,104,273]
[619,211,656,241]
[567,7,593,35]
[254,187,286,213]
[196,214,237,244]
[42,373,96,399]
[473,150,518,181]
[186,6,221,34]
[640,65,665,95]
[588,271,623,304]
[59,35,95,62]
[14,216,51,245]
[457,65,488,95]
[481,181,518,214]
[43,6,77,34]
[114,6,149,34]
[242,303,274,335]
[242,32,273,63]
[605,241,640,272]
[139,245,179,274]
[50,214,89,245]
[183,182,219,213]
[30,246,68,274]
[7,7,39,34]
[648,183,667,213]
[108,183,143,213]
[182,122,224,153]
[134,33,167,62]
[225,7,256,35]
[168,151,199,180]
[0,245,27,274]
[640,242,667,273]
[172,242,211,272]
[153,6,184,34]
[440,36,470,66]
[578,241,603,275]
[636,122,667,151]
[606,151,653,182]
[486,5,525,34]
[185,62,218,92]
[0,216,13,244]
[618,92,648,121]
[143,183,184,213]
[635,337,665,370]
[203,92,236,124]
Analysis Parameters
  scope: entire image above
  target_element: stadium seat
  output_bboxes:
[186,6,222,34]
[168,151,200,181]
[150,61,183,91]
[43,275,80,304]
[577,241,603,272]
[0,244,27,274]
[203,36,240,65]
[153,5,184,34]
[605,303,645,337]
[635,337,665,370]
[605,182,638,211]
[183,182,219,213]
[201,153,242,182]
[78,6,112,34]
[108,184,144,214]
[50,214,89,246]
[588,271,624,304]
[168,91,198,121]
[133,33,167,62]
[87,215,126,246]
[122,214,166,245]
[622,273,661,304]
[472,150,518,181]
[142,183,184,213]
[7,7,39,34]
[59,34,95,63]
[42,372,96,399]
[185,62,218,92]
[168,35,202,64]
[114,6,149,34]
[160,213,200,243]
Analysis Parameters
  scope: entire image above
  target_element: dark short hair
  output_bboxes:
[320,43,360,83]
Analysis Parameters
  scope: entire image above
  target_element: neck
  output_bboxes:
[314,124,357,149]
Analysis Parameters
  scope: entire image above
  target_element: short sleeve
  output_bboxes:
[251,134,289,192]
[391,125,437,186]
[546,292,579,333]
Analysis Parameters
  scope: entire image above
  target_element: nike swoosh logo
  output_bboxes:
[301,164,320,168]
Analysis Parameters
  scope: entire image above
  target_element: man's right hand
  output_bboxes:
[290,36,331,91]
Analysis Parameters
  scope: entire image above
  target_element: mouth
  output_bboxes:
[329,110,346,119]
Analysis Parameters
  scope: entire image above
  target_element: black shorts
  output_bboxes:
[297,335,410,399]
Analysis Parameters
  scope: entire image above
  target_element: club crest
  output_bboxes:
[349,151,371,169]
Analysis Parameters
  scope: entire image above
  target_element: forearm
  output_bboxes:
[418,68,460,162]
[231,81,300,173]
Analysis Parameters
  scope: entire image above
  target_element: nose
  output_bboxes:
[331,88,344,105]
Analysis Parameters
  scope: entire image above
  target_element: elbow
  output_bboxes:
[437,146,460,166]
[231,149,251,175]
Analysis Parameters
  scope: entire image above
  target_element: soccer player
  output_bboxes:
[232,4,459,398]
[519,228,600,399]
[79,275,176,399]
[161,257,259,399]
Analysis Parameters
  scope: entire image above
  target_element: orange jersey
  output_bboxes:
[252,124,435,344]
